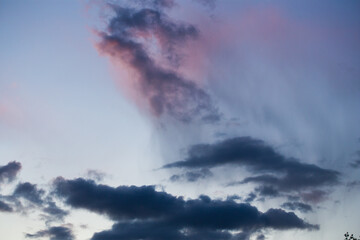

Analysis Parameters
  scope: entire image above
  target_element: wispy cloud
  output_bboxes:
[96,0,220,123]
[26,225,74,240]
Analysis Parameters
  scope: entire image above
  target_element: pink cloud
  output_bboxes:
[93,3,220,122]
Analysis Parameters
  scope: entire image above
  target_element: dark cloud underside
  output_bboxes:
[164,137,339,194]
[54,178,318,240]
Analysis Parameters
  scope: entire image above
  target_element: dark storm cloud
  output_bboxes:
[97,1,220,122]
[54,177,318,240]
[91,221,234,240]
[0,161,21,185]
[54,177,183,220]
[89,206,317,240]
[13,182,45,205]
[0,200,12,212]
[281,202,313,213]
[25,226,74,240]
[260,208,314,230]
[164,137,339,193]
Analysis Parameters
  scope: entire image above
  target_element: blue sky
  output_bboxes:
[0,0,360,239]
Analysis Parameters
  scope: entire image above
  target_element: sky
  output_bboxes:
[0,0,359,239]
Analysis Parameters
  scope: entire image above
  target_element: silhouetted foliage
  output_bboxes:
[345,232,359,240]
